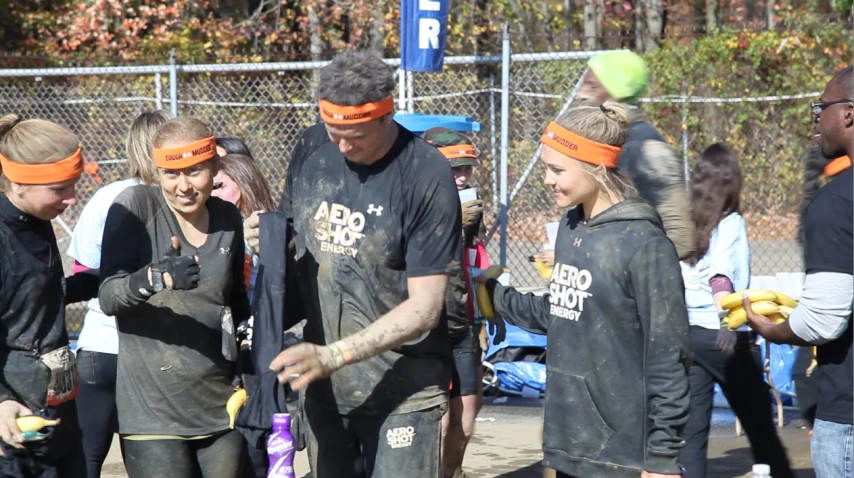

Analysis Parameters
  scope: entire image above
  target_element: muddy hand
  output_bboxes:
[244,211,261,255]
[461,199,484,227]
[533,249,555,267]
[715,327,737,355]
[163,236,182,258]
[153,237,200,291]
[0,400,33,453]
[269,343,340,392]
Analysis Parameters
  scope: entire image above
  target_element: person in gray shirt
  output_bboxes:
[99,117,250,478]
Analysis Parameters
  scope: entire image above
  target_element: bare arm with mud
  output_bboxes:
[269,273,448,391]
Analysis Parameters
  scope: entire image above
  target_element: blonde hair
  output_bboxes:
[0,114,80,190]
[126,111,172,184]
[153,117,214,149]
[553,100,636,202]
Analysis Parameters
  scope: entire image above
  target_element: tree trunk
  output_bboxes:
[644,0,663,51]
[635,0,645,52]
[706,0,718,33]
[369,0,385,54]
[564,0,573,50]
[765,0,775,29]
[583,0,600,50]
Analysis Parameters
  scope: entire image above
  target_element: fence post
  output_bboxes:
[406,69,415,113]
[155,73,163,111]
[489,72,498,214]
[169,50,179,117]
[681,79,689,185]
[398,69,407,111]
[499,23,511,268]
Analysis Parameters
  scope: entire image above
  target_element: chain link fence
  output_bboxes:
[0,50,818,334]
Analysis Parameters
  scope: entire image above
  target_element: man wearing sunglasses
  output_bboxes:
[743,66,853,478]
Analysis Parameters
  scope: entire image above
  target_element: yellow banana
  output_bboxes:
[533,260,553,280]
[481,265,505,280]
[774,292,798,309]
[766,313,787,324]
[476,266,505,320]
[16,416,59,433]
[777,305,794,318]
[721,289,777,311]
[226,388,248,429]
[724,301,780,330]
[477,284,495,319]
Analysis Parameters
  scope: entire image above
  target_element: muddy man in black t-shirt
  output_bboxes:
[245,51,461,477]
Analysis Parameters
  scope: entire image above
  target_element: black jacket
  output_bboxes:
[0,196,97,408]
[618,108,695,260]
[489,198,690,477]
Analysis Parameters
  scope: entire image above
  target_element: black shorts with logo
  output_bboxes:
[304,398,445,478]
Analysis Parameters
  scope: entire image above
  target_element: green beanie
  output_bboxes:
[587,50,649,103]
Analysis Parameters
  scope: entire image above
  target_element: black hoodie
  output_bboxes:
[489,198,690,477]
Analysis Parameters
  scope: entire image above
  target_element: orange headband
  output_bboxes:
[438,144,477,159]
[824,155,851,177]
[319,97,394,125]
[152,136,217,170]
[0,147,83,185]
[540,122,621,169]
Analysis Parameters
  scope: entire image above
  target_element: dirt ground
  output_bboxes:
[99,398,813,478]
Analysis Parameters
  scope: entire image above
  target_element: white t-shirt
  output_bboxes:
[680,213,751,330]
[67,178,141,354]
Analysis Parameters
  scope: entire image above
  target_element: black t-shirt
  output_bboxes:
[99,185,250,435]
[280,123,460,415]
[803,167,853,424]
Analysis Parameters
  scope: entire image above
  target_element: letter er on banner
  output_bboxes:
[400,0,450,72]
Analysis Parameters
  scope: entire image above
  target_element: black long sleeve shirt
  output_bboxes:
[0,195,70,408]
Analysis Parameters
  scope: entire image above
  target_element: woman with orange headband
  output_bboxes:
[98,117,250,478]
[0,114,97,476]
[477,101,691,478]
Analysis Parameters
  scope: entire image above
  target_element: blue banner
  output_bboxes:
[400,0,449,72]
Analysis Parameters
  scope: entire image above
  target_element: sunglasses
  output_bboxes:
[811,100,854,117]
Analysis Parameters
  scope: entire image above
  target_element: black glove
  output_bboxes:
[487,318,506,346]
[151,255,200,291]
[148,237,201,291]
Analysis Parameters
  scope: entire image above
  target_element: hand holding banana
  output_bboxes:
[474,265,507,345]
[719,289,798,331]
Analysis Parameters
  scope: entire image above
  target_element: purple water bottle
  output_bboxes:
[266,413,296,478]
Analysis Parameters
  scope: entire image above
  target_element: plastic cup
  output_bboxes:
[458,188,478,203]
[545,222,559,248]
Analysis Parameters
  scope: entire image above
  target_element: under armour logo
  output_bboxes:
[367,204,383,216]
[573,238,582,247]
[220,247,231,255]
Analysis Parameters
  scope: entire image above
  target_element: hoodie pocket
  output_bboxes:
[543,370,614,460]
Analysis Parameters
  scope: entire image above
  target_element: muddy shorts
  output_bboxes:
[450,329,482,398]
[305,401,444,477]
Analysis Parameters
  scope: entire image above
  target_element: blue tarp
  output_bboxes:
[493,362,547,394]
[483,321,799,408]
[393,113,481,135]
[484,321,548,394]
[484,321,548,361]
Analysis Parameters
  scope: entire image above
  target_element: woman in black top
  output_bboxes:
[0,114,99,477]
[99,117,250,478]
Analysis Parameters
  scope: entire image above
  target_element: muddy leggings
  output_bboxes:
[123,429,244,478]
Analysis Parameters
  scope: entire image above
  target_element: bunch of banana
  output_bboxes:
[476,265,505,320]
[226,388,248,429]
[720,289,798,330]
